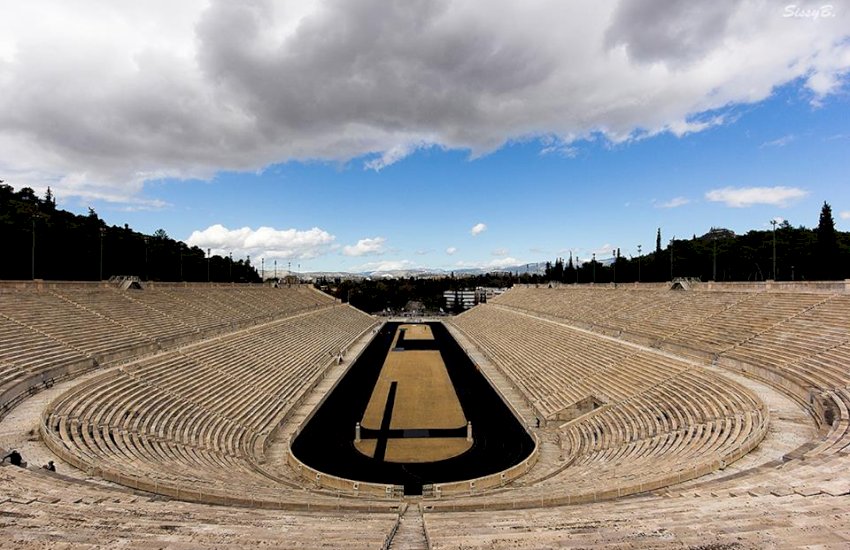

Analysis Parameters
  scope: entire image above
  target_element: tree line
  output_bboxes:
[544,203,849,284]
[318,272,527,314]
[0,184,260,282]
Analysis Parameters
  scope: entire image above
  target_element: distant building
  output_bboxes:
[443,290,477,311]
[477,287,507,301]
[443,287,507,311]
[699,227,736,241]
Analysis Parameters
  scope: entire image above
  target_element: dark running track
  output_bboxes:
[372,381,398,462]
[290,322,534,495]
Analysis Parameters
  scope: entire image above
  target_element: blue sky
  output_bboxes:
[1,1,849,274]
[73,80,848,273]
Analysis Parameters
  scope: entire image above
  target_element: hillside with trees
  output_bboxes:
[0,184,260,282]
[3,183,847,289]
[543,202,850,284]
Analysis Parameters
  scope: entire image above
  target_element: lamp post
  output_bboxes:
[612,250,617,287]
[206,248,210,282]
[713,240,717,281]
[770,219,777,280]
[229,252,233,282]
[261,258,265,282]
[144,237,149,281]
[592,253,596,283]
[99,227,105,281]
[637,244,642,283]
[31,214,38,280]
[179,247,183,281]
[669,237,674,281]
[274,259,277,280]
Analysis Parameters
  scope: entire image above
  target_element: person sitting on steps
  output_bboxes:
[2,449,24,467]
[42,460,56,472]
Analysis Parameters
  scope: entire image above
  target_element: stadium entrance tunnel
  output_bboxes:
[290,322,535,495]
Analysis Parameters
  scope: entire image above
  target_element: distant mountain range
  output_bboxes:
[302,262,551,280]
[275,257,627,280]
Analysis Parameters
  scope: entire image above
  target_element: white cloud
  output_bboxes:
[342,237,386,257]
[705,186,809,208]
[538,135,578,157]
[445,246,458,255]
[0,1,847,203]
[364,142,431,171]
[492,248,509,256]
[470,223,487,236]
[184,224,335,260]
[840,211,850,220]
[355,259,416,273]
[760,134,795,148]
[656,196,691,208]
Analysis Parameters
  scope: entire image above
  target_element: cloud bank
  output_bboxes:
[1,0,848,202]
[185,223,336,260]
[656,197,691,208]
[705,186,809,208]
[343,237,387,257]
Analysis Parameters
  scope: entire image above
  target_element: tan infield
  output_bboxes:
[384,438,471,462]
[355,439,377,456]
[360,350,466,430]
[355,325,472,463]
[399,324,434,340]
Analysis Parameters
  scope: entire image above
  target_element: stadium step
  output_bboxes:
[444,322,537,427]
[387,504,428,550]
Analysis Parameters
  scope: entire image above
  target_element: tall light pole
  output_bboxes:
[712,240,717,282]
[206,248,211,282]
[612,250,617,287]
[770,219,777,280]
[99,227,105,281]
[274,259,277,280]
[31,214,38,280]
[669,237,674,281]
[637,244,642,283]
[179,247,183,281]
[229,252,233,281]
[144,237,149,281]
[592,253,596,283]
[261,258,265,282]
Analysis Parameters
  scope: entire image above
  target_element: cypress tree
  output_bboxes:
[816,201,838,279]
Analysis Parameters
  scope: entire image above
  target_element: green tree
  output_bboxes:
[816,201,838,279]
